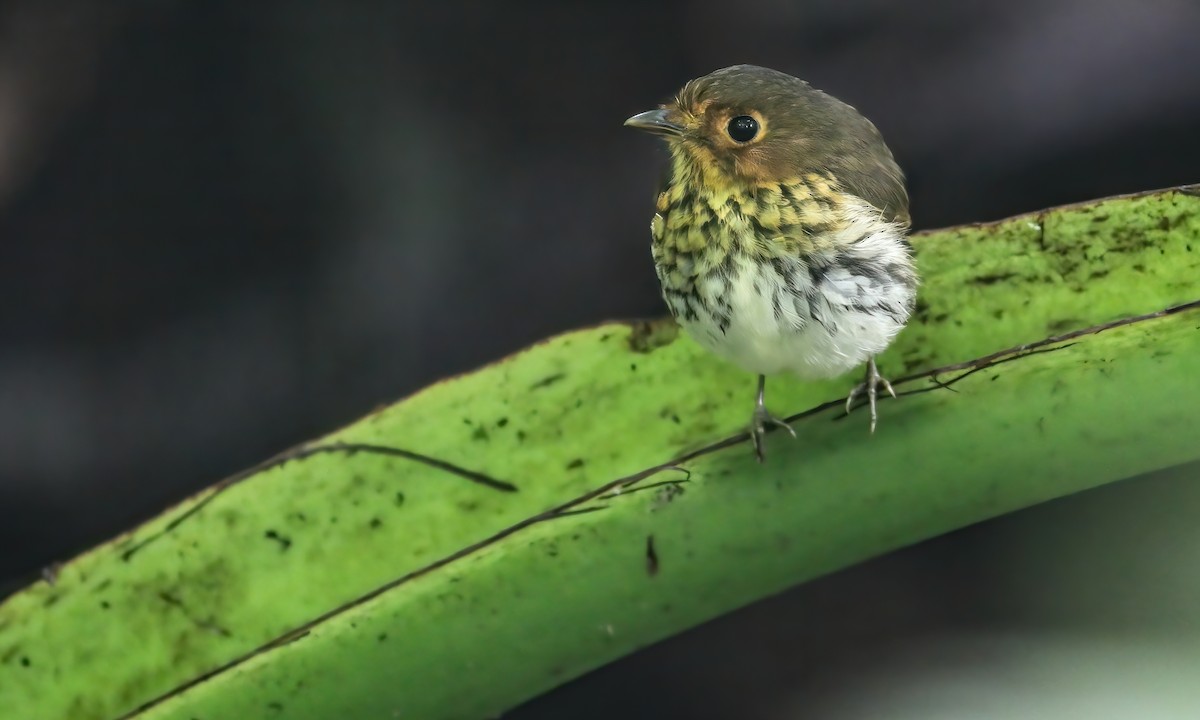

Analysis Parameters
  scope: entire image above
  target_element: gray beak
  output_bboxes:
[624,108,684,136]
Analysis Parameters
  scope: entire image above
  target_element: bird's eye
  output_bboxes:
[726,115,759,142]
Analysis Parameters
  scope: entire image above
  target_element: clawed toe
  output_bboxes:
[750,408,795,463]
[845,357,896,434]
[748,374,798,462]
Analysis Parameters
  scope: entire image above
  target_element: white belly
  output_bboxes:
[666,220,917,380]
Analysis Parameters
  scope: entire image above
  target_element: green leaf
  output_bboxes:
[2,186,1199,720]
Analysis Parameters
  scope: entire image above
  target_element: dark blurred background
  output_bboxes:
[2,1,1199,716]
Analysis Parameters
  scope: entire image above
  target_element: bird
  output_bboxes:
[624,64,918,462]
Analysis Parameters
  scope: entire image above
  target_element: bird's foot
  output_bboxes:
[749,405,796,463]
[844,357,896,433]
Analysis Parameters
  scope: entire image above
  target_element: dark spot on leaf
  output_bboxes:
[458,500,480,512]
[516,430,527,442]
[566,458,585,470]
[645,535,659,577]
[968,272,1018,286]
[264,529,292,551]
[378,633,388,642]
[471,426,489,441]
[1047,317,1083,333]
[530,373,566,389]
[20,656,31,668]
[369,517,382,530]
[627,316,680,353]
[653,483,687,508]
[496,417,508,428]
[395,491,406,507]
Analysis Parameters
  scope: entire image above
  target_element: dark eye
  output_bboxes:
[726,115,759,142]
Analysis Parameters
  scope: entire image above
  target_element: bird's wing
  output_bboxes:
[832,151,911,228]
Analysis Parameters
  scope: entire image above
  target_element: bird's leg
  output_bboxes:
[749,374,796,463]
[844,357,897,433]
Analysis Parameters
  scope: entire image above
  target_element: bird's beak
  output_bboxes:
[624,108,684,136]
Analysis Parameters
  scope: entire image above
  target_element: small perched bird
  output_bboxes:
[625,64,918,461]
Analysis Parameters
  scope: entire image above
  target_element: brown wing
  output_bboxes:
[828,120,911,227]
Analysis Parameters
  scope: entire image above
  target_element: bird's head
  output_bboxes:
[625,64,909,223]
